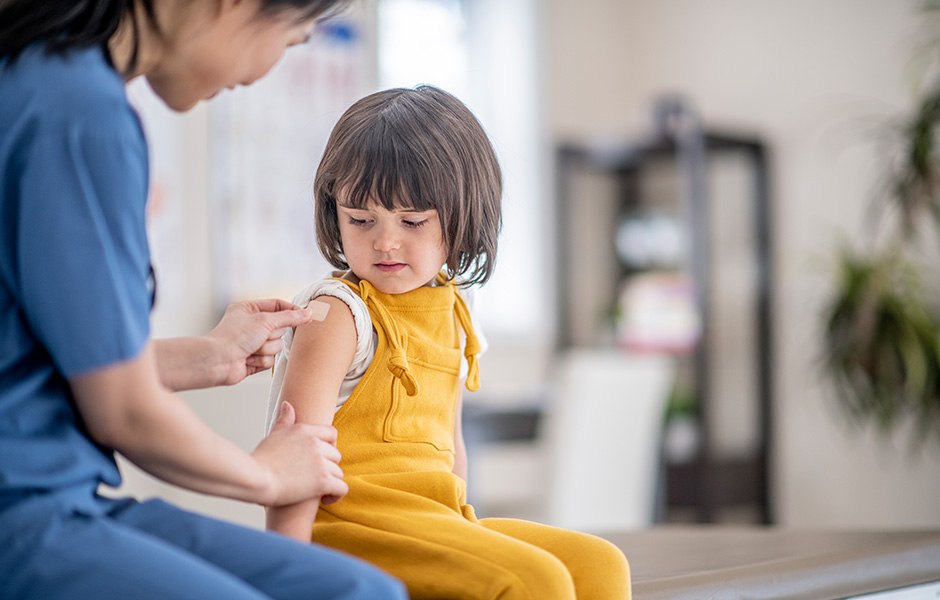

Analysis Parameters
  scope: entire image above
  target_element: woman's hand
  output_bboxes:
[253,401,348,508]
[207,298,326,385]
[155,298,329,391]
[71,344,346,508]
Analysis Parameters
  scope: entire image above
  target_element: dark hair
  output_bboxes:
[0,0,347,73]
[314,86,503,286]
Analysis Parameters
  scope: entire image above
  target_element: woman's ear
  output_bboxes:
[215,0,251,20]
[220,0,239,13]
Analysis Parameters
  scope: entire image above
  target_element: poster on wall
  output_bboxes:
[208,16,374,309]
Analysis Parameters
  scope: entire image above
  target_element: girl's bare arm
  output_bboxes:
[265,295,358,541]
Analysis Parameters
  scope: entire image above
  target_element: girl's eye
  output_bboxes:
[403,219,428,229]
[348,216,371,226]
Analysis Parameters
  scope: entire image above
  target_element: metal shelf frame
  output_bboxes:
[553,98,774,524]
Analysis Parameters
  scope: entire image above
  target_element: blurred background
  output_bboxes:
[115,0,940,532]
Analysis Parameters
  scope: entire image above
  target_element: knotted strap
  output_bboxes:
[453,287,481,392]
[387,347,419,396]
[359,280,420,396]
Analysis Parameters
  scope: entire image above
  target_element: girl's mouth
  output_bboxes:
[375,262,406,273]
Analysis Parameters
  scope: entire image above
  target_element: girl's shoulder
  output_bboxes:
[292,273,374,357]
[293,273,364,317]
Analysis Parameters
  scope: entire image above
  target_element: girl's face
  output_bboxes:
[337,199,448,295]
[146,1,315,111]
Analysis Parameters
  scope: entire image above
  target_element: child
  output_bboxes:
[265,85,631,600]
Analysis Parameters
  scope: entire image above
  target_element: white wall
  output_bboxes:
[543,0,940,528]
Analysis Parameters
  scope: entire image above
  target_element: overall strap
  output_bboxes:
[453,288,482,392]
[357,280,420,397]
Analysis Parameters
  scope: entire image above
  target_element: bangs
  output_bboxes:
[327,122,451,214]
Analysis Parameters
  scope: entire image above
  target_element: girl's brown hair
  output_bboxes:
[314,85,502,286]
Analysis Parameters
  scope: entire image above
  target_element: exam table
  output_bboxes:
[603,527,940,600]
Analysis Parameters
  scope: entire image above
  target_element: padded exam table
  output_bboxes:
[603,527,940,600]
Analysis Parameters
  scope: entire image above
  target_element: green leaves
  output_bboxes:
[889,90,940,234]
[820,6,940,447]
[822,249,940,444]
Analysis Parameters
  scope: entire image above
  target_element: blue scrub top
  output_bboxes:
[0,44,153,507]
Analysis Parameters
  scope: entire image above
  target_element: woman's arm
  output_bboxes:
[265,295,358,541]
[154,298,326,392]
[70,341,347,507]
[453,387,468,482]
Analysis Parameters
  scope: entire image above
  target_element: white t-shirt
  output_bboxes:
[265,275,486,434]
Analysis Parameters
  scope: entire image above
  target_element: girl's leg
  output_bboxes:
[315,510,576,600]
[477,518,631,600]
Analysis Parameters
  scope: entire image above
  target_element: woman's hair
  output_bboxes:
[0,0,347,73]
[315,85,503,286]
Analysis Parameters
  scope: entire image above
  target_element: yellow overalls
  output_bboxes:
[313,277,631,600]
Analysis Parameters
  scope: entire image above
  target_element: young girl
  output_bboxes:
[265,85,632,600]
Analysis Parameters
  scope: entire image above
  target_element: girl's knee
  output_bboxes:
[496,552,576,600]
[569,537,631,600]
[594,536,630,574]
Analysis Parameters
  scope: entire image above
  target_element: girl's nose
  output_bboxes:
[373,227,401,252]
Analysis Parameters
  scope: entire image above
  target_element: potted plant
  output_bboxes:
[821,3,940,445]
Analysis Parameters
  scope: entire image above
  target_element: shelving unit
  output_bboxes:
[554,98,774,524]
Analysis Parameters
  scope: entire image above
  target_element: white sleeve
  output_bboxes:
[264,279,375,434]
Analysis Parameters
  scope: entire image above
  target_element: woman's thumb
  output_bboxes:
[273,401,296,429]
